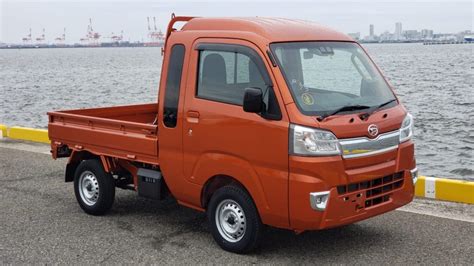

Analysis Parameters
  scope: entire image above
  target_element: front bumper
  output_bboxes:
[289,140,416,231]
[410,167,418,184]
[309,166,418,213]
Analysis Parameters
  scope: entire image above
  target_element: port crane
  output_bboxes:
[80,18,101,46]
[146,16,165,46]
[22,28,32,44]
[35,28,46,44]
[55,28,66,45]
[109,30,124,42]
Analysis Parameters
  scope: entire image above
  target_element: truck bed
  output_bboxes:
[48,103,159,165]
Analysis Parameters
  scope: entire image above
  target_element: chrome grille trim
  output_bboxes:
[339,130,400,159]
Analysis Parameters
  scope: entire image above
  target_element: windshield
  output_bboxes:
[270,42,396,116]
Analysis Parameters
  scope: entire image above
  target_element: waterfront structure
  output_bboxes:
[54,28,66,45]
[109,30,124,42]
[7,19,473,48]
[145,17,165,47]
[379,31,393,42]
[22,28,33,44]
[356,22,455,43]
[347,32,360,40]
[458,30,473,41]
[421,29,434,39]
[363,24,378,42]
[395,22,403,40]
[80,18,101,46]
[35,28,46,45]
[403,30,420,40]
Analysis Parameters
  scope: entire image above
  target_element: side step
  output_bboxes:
[137,168,167,200]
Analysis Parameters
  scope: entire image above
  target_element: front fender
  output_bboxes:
[190,152,272,221]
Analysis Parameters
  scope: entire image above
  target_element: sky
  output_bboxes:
[1,0,472,44]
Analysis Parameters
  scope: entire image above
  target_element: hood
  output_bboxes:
[286,103,407,139]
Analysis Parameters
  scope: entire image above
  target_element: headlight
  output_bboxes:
[290,124,341,156]
[399,113,414,143]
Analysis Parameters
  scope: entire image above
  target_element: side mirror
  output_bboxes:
[243,87,263,113]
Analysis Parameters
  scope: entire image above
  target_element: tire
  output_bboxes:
[73,159,115,215]
[207,185,262,254]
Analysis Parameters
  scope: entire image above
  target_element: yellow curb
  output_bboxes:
[415,176,474,204]
[7,126,50,144]
[0,124,7,138]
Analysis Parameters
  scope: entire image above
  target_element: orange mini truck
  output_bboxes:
[48,16,417,253]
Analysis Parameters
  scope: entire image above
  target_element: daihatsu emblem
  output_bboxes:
[368,124,379,137]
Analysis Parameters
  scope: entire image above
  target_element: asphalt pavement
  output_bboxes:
[1,140,473,264]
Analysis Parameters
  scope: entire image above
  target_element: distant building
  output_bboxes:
[347,32,361,40]
[433,34,457,41]
[379,31,394,42]
[458,30,473,41]
[395,22,403,40]
[356,22,468,44]
[403,30,421,40]
[363,24,378,42]
[421,29,434,40]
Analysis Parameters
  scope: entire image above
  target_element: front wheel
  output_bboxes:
[207,185,262,253]
[74,159,115,215]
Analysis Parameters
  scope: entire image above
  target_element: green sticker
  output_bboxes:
[301,93,315,105]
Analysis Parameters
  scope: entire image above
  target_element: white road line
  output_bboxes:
[397,198,474,223]
[0,140,51,155]
[397,208,474,223]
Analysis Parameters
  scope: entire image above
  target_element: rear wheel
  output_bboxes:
[74,159,115,215]
[207,185,262,254]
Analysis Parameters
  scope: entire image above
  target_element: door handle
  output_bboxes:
[186,111,200,123]
[187,111,200,118]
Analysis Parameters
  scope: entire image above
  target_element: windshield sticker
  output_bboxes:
[301,93,315,105]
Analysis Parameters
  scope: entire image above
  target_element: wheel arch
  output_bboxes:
[189,152,271,224]
[200,175,267,225]
[65,150,100,182]
[201,174,251,209]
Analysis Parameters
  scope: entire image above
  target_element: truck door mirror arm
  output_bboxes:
[261,86,282,121]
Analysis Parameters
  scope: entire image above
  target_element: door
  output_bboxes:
[157,43,190,202]
[182,39,290,227]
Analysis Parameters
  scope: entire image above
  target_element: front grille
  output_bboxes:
[339,130,400,159]
[337,172,404,208]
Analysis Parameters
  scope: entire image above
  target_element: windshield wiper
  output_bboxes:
[318,105,371,121]
[376,98,397,110]
[361,99,398,119]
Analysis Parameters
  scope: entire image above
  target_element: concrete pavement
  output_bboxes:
[0,140,473,264]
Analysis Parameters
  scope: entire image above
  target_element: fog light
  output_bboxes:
[309,191,330,211]
[410,168,418,184]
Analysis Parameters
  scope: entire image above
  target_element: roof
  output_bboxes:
[181,17,353,42]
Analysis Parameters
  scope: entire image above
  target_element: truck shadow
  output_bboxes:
[256,224,389,259]
[109,191,394,258]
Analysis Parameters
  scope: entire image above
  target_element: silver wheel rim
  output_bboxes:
[215,199,246,243]
[78,171,99,206]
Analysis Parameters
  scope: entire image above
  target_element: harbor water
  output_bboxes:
[0,43,472,180]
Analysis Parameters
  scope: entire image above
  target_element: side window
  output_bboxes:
[197,50,266,105]
[163,44,185,128]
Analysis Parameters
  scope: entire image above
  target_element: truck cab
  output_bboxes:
[48,16,416,253]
